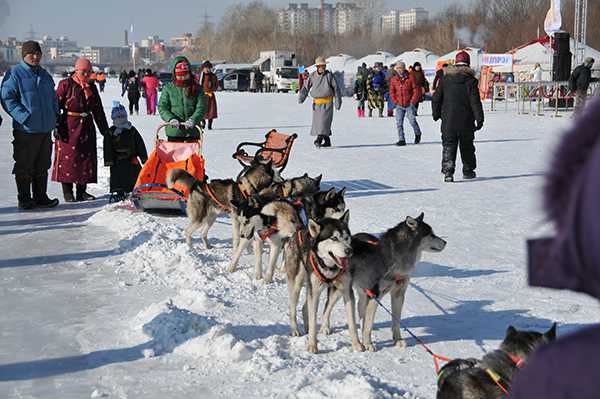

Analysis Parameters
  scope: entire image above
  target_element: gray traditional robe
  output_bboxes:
[299,70,342,136]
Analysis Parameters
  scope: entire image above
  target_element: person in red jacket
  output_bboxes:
[389,62,422,146]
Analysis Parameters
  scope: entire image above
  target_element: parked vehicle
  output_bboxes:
[213,63,253,81]
[220,69,252,92]
[253,50,298,92]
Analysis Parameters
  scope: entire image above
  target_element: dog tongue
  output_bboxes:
[335,256,348,269]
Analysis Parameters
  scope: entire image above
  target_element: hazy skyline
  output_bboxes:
[0,0,470,46]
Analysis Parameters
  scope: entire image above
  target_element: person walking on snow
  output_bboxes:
[0,40,59,209]
[367,63,386,117]
[124,70,141,115]
[389,62,422,146]
[199,61,218,130]
[412,62,429,115]
[569,57,596,113]
[158,56,206,142]
[142,69,159,115]
[353,65,368,118]
[119,69,128,96]
[432,50,484,183]
[299,56,342,148]
[53,57,109,202]
[96,71,106,92]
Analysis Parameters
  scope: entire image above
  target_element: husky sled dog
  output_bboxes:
[228,199,299,283]
[283,211,364,353]
[259,173,322,199]
[311,187,347,220]
[167,159,274,249]
[321,213,446,352]
[437,324,556,399]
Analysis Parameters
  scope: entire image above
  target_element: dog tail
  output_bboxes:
[262,201,298,238]
[167,168,197,190]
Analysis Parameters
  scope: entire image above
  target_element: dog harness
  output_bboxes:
[308,250,347,284]
[201,181,251,212]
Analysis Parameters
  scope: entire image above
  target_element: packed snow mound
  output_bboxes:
[133,294,252,362]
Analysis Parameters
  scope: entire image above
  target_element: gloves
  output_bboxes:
[169,119,179,128]
[183,119,195,129]
[475,121,484,131]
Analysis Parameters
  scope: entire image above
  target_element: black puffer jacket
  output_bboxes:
[432,65,484,134]
[569,65,592,91]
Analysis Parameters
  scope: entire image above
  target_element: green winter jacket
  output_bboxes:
[158,56,206,139]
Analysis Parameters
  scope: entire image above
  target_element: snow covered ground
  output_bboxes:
[1,80,598,398]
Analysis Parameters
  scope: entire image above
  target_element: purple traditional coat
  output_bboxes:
[52,78,108,184]
[508,95,600,398]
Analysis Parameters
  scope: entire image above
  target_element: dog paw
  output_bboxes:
[394,339,407,349]
[290,329,301,337]
[352,342,365,352]
[254,273,263,281]
[365,343,377,352]
[262,277,273,285]
[227,264,237,273]
[307,343,319,354]
[319,326,331,335]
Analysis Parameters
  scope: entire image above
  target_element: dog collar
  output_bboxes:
[309,250,347,284]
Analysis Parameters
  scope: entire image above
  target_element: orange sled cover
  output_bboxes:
[132,140,205,211]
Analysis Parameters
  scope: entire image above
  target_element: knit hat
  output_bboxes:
[455,51,471,66]
[111,101,128,123]
[75,57,92,71]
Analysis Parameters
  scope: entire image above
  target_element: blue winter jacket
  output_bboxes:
[0,62,58,134]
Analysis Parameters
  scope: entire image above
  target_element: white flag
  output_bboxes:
[544,0,562,37]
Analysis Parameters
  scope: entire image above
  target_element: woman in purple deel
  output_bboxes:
[508,95,600,398]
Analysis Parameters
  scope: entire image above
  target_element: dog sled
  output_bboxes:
[131,123,205,212]
[232,129,298,176]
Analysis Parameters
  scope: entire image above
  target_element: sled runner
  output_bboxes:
[232,129,298,175]
[131,123,205,212]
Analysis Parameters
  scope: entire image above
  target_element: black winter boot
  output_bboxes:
[62,183,76,202]
[314,136,324,148]
[463,170,477,180]
[414,134,422,144]
[76,184,96,201]
[441,145,458,178]
[32,174,59,208]
[321,136,331,147]
[368,108,373,118]
[16,175,36,210]
[207,119,213,130]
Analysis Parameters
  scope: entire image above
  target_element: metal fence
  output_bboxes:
[489,81,599,116]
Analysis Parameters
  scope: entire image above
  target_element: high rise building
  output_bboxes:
[380,7,429,35]
[278,2,366,36]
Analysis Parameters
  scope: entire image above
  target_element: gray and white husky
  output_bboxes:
[228,199,299,283]
[284,211,364,353]
[321,213,447,352]
[167,160,274,249]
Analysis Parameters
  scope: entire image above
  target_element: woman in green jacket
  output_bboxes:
[158,56,206,142]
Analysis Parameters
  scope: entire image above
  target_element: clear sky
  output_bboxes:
[0,0,470,46]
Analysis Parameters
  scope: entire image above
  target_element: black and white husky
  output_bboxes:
[284,211,364,353]
[437,324,556,399]
[228,199,299,283]
[321,213,447,352]
[167,160,274,249]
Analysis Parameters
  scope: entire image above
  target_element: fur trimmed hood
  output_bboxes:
[444,65,476,77]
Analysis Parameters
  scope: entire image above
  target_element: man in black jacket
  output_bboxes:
[432,51,484,182]
[570,57,595,113]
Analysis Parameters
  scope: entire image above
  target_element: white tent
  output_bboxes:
[391,48,439,69]
[306,53,356,74]
[438,47,484,70]
[346,51,396,73]
[513,37,600,70]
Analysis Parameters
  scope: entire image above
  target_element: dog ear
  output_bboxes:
[325,187,336,200]
[315,174,323,184]
[405,216,418,230]
[417,212,424,222]
[341,210,350,224]
[303,172,308,177]
[308,219,321,238]
[506,325,518,338]
[230,199,240,211]
[545,323,557,341]
[338,187,347,196]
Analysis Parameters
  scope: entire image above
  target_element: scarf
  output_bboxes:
[113,121,132,136]
[72,72,93,99]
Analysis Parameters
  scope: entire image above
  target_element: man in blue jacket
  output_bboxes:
[1,41,59,209]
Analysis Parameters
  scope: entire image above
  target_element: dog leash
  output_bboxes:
[363,289,451,374]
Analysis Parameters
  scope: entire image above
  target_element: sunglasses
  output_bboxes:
[78,70,91,75]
